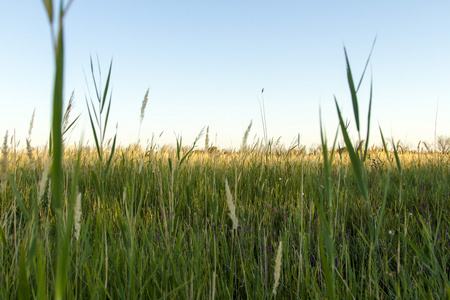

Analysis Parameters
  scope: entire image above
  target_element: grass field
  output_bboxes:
[1,140,450,299]
[0,1,449,299]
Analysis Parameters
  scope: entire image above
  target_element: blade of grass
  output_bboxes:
[90,57,101,103]
[391,138,403,174]
[363,78,373,161]
[101,60,113,113]
[103,134,117,179]
[374,172,390,246]
[86,99,102,159]
[344,47,360,133]
[318,229,335,300]
[356,36,377,92]
[379,127,390,160]
[335,99,369,202]
[102,94,112,142]
[8,174,30,221]
[18,243,31,300]
[51,15,64,214]
[42,0,53,23]
[0,225,6,248]
[62,114,81,136]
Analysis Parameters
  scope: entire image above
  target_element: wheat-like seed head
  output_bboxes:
[73,193,82,241]
[205,126,210,151]
[140,88,149,124]
[38,158,51,203]
[26,139,35,171]
[47,178,52,211]
[63,91,75,133]
[138,156,144,174]
[272,241,283,296]
[28,109,35,137]
[241,120,252,152]
[1,131,9,192]
[225,179,238,231]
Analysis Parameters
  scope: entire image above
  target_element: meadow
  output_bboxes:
[0,1,449,299]
[1,139,450,299]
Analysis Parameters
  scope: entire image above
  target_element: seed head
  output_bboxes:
[272,241,283,296]
[225,179,238,231]
[73,193,82,241]
[1,131,9,192]
[140,88,149,124]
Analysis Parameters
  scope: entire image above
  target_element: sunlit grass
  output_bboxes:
[1,144,449,298]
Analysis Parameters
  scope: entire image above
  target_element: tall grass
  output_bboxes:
[1,138,450,298]
[0,2,449,299]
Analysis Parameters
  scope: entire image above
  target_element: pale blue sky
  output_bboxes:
[1,1,450,150]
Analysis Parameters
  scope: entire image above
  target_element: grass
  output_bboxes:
[0,1,449,298]
[1,144,449,298]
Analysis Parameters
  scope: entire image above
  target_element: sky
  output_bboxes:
[1,1,450,151]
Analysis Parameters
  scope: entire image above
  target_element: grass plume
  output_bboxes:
[73,192,82,241]
[205,125,210,151]
[1,131,8,193]
[225,178,238,231]
[26,109,36,170]
[138,88,149,143]
[272,241,283,296]
[241,120,252,152]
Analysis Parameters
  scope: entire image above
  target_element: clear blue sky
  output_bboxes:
[1,1,450,150]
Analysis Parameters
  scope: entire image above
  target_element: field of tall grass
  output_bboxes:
[0,1,449,299]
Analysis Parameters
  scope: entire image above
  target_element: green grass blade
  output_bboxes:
[335,99,369,202]
[318,229,335,300]
[87,95,100,128]
[62,114,81,136]
[18,243,31,300]
[391,138,403,174]
[319,107,332,208]
[8,174,30,221]
[103,134,117,179]
[101,60,113,113]
[90,56,101,103]
[90,170,100,194]
[42,0,53,23]
[356,36,377,92]
[56,152,81,300]
[374,173,390,246]
[0,225,6,248]
[344,47,360,133]
[51,22,64,214]
[363,78,373,161]
[86,102,102,159]
[379,127,390,160]
[37,239,47,300]
[102,95,112,142]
